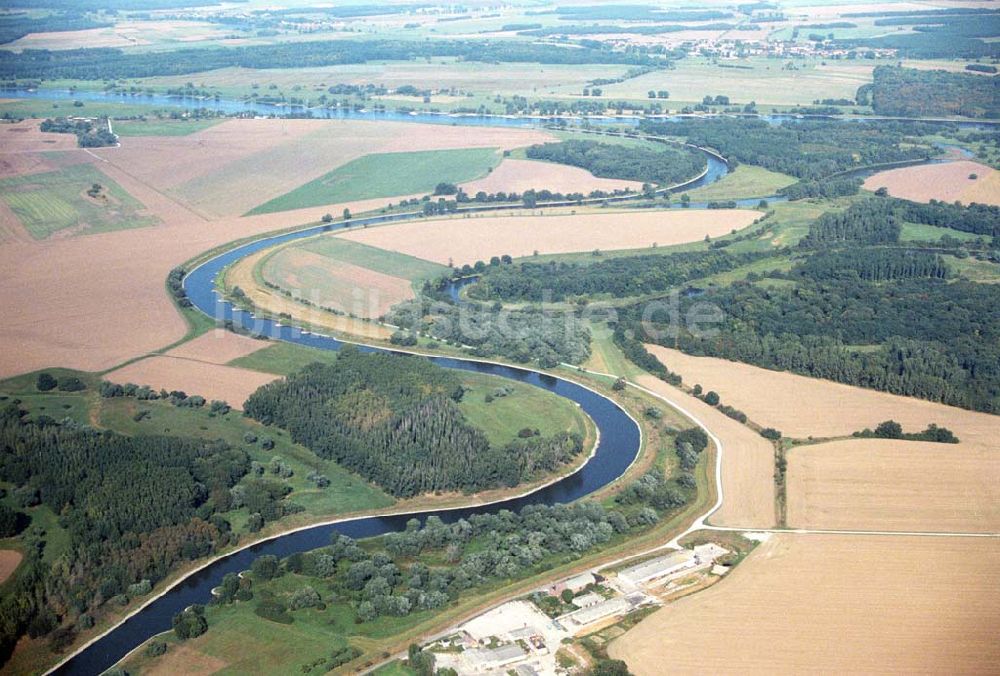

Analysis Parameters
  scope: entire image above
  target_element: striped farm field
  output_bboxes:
[296,236,449,282]
[0,163,158,239]
[259,236,450,318]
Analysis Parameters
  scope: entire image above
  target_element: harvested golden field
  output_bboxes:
[339,209,760,265]
[261,248,415,318]
[788,439,1000,533]
[164,329,270,365]
[0,120,77,153]
[0,550,22,584]
[610,534,1000,675]
[104,356,278,409]
[634,374,776,529]
[961,168,1000,206]
[863,160,1000,206]
[459,159,643,195]
[642,346,998,452]
[91,119,554,217]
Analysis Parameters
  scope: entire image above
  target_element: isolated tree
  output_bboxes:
[251,555,280,580]
[36,372,57,391]
[874,420,903,439]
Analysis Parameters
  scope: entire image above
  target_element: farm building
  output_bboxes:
[465,644,527,670]
[617,551,698,587]
[562,572,596,593]
[617,544,729,588]
[571,592,603,608]
[562,595,635,628]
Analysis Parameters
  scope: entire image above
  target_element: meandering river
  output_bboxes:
[47,102,963,673]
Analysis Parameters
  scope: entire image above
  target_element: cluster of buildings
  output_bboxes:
[428,543,731,674]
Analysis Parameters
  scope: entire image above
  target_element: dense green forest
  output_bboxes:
[387,295,591,368]
[836,11,1000,58]
[641,118,931,180]
[799,198,901,245]
[794,248,949,282]
[467,250,772,302]
[0,11,110,45]
[189,425,706,651]
[244,349,584,497]
[0,403,248,663]
[525,140,705,186]
[616,199,1000,412]
[897,200,1000,236]
[0,39,661,80]
[865,66,999,118]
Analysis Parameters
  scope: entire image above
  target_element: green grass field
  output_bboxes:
[584,320,643,379]
[298,236,449,282]
[0,99,189,120]
[113,118,223,136]
[457,372,590,447]
[246,148,502,215]
[684,165,796,202]
[899,222,983,243]
[945,254,1000,283]
[0,163,158,239]
[227,341,339,375]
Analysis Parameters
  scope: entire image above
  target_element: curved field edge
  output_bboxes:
[245,147,503,216]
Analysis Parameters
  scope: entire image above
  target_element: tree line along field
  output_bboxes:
[0,162,159,239]
[246,147,502,215]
